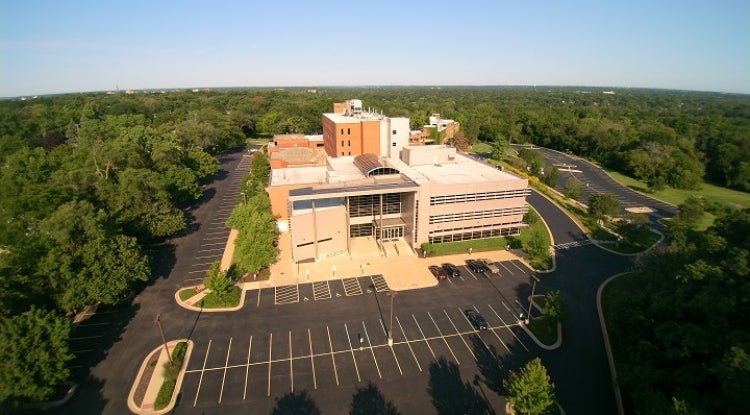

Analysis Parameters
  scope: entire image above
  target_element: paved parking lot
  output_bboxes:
[179,259,536,410]
[182,156,251,285]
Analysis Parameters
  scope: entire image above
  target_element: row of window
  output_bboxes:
[428,207,526,224]
[349,194,401,218]
[428,225,522,244]
[340,140,351,147]
[341,128,351,135]
[430,189,530,205]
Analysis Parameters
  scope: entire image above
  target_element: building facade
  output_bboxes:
[268,100,529,263]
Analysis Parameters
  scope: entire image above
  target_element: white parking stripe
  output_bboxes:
[444,309,477,361]
[388,341,403,375]
[326,326,339,385]
[488,304,530,352]
[510,261,526,273]
[193,339,212,406]
[362,321,381,379]
[289,331,294,392]
[308,328,317,389]
[413,314,437,361]
[218,337,232,403]
[267,333,273,396]
[427,311,460,365]
[499,262,514,274]
[344,323,361,382]
[243,336,252,400]
[396,316,421,372]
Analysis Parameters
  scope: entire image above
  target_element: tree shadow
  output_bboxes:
[270,390,321,415]
[471,334,507,395]
[41,375,106,415]
[427,357,495,415]
[349,381,400,415]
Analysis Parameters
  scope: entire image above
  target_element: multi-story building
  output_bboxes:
[268,100,529,263]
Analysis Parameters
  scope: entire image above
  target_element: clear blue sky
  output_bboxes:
[2,0,749,97]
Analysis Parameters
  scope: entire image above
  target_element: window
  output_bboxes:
[341,128,344,135]
[347,128,350,135]
[348,152,351,155]
[341,140,344,147]
[392,130,397,135]
[392,142,397,146]
[347,140,350,146]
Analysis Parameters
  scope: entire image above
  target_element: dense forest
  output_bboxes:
[605,210,750,415]
[0,87,748,410]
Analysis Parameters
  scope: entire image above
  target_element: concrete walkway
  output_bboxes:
[128,340,194,415]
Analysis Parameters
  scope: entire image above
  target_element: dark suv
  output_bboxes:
[441,263,461,277]
[466,259,489,273]
[465,309,488,330]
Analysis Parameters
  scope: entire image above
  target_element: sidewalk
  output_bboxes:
[127,340,194,415]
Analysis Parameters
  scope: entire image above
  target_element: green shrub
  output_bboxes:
[153,379,176,410]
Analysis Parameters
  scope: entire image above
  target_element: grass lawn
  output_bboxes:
[423,237,511,256]
[601,226,662,254]
[527,316,557,346]
[471,142,492,155]
[178,288,195,301]
[199,286,242,308]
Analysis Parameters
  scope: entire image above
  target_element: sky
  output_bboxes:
[1,0,749,97]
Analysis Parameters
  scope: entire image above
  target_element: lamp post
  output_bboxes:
[332,265,336,277]
[240,192,246,204]
[525,274,540,324]
[387,290,398,346]
[154,314,174,367]
[360,264,365,275]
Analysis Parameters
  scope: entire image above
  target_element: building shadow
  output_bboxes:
[270,390,321,415]
[427,357,495,415]
[349,381,400,415]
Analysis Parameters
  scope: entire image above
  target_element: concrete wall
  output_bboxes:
[387,117,410,158]
[290,205,348,261]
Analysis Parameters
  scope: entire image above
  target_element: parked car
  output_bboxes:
[479,258,500,274]
[428,265,448,280]
[466,259,489,273]
[465,309,488,330]
[441,263,461,277]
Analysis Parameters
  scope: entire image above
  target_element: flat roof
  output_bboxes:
[323,112,385,124]
[393,151,524,185]
[270,166,328,186]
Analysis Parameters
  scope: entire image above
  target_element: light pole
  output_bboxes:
[154,314,174,367]
[387,290,398,346]
[240,192,246,204]
[332,265,336,277]
[525,274,540,324]
[360,264,365,275]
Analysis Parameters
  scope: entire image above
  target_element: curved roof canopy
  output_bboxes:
[353,153,400,176]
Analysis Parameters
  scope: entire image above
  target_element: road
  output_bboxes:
[59,147,635,415]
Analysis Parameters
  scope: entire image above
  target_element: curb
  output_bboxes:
[174,286,247,312]
[518,297,562,350]
[128,339,194,415]
[597,274,628,415]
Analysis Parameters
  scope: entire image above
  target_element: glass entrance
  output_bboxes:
[378,225,403,241]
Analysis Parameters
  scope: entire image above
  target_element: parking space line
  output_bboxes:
[267,333,273,396]
[413,314,437,361]
[193,339,211,406]
[218,337,232,403]
[308,329,317,389]
[192,261,216,268]
[499,262,514,274]
[444,310,477,361]
[275,285,299,305]
[488,304,530,352]
[465,269,479,280]
[197,247,225,253]
[289,331,294,393]
[344,323,361,382]
[327,326,339,385]
[388,341,403,375]
[427,311,460,365]
[510,261,526,273]
[257,289,261,307]
[396,316,422,372]
[194,254,221,260]
[243,336,252,400]
[379,319,388,338]
[362,321,381,379]
[188,269,207,274]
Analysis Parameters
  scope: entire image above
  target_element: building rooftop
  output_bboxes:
[323,111,385,124]
[394,147,523,185]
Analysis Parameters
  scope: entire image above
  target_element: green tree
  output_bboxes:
[542,290,569,323]
[562,177,584,199]
[491,135,508,161]
[542,166,559,187]
[204,261,234,298]
[503,358,556,415]
[518,149,546,176]
[588,193,621,220]
[226,192,278,273]
[0,307,73,412]
[673,196,705,228]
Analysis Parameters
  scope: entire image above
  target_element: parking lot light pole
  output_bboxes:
[525,275,540,324]
[387,290,398,347]
[154,314,174,367]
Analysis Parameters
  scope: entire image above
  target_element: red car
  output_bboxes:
[428,265,448,280]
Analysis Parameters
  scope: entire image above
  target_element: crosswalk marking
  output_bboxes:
[274,285,299,305]
[553,239,593,250]
[370,275,389,292]
[342,278,363,296]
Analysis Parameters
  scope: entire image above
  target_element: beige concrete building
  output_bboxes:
[268,100,529,263]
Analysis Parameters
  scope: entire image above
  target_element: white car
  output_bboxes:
[479,259,500,274]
